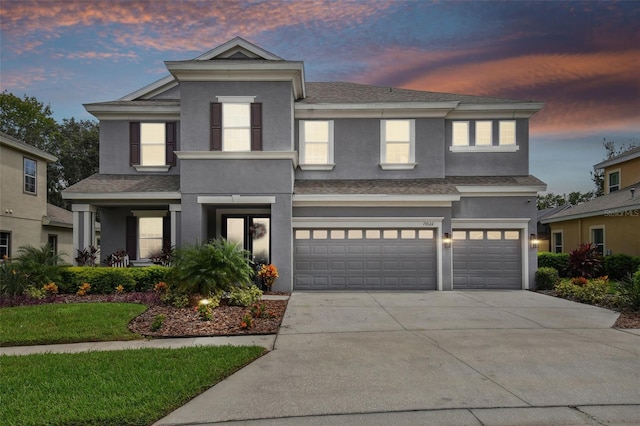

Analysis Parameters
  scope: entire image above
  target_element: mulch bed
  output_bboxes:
[128,299,288,337]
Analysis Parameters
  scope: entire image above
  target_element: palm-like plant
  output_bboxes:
[169,238,254,296]
[15,244,66,287]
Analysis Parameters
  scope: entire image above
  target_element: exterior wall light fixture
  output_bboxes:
[443,232,452,248]
[530,234,539,249]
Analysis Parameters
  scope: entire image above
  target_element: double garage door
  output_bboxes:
[294,228,437,290]
[452,230,522,289]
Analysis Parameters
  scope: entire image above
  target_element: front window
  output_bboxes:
[138,217,163,259]
[140,123,166,166]
[452,121,469,146]
[591,227,604,256]
[223,215,270,264]
[552,231,563,253]
[300,120,334,166]
[499,121,516,145]
[24,157,36,194]
[380,119,415,165]
[608,171,620,193]
[475,121,492,146]
[223,103,251,151]
[47,235,58,257]
[0,232,10,258]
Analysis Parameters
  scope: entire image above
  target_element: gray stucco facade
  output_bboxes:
[64,37,545,291]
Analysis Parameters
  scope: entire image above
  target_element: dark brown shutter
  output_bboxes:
[165,122,176,166]
[129,122,140,165]
[251,102,262,151]
[210,102,222,151]
[162,215,171,250]
[125,216,138,260]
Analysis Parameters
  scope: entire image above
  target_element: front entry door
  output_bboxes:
[222,215,270,264]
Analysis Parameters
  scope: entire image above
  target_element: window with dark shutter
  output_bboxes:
[130,122,141,165]
[251,102,262,151]
[210,102,222,151]
[166,122,177,166]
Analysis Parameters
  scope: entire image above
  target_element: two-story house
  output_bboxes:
[542,147,640,256]
[0,131,74,261]
[63,37,546,291]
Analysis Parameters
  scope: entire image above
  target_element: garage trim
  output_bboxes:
[292,217,444,290]
[451,218,531,289]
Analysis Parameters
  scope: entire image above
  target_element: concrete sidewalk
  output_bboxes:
[154,291,640,425]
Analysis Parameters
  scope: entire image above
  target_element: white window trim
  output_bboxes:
[23,157,37,194]
[299,120,335,171]
[134,165,171,172]
[499,120,517,146]
[379,119,416,170]
[138,122,169,169]
[606,169,621,194]
[450,145,519,153]
[216,96,256,103]
[216,96,257,153]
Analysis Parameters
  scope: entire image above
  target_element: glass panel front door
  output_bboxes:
[223,215,270,264]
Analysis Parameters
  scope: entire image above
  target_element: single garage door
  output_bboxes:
[294,228,437,290]
[452,230,522,289]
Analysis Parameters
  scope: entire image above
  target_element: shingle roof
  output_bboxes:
[593,146,640,169]
[300,82,537,105]
[294,176,545,195]
[63,174,180,194]
[542,181,640,223]
[45,204,73,227]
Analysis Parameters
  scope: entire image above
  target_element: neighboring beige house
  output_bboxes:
[0,131,75,262]
[542,146,640,256]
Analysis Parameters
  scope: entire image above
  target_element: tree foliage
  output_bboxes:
[537,191,595,209]
[0,91,99,209]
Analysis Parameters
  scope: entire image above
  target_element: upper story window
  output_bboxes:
[299,120,335,170]
[211,97,262,152]
[608,170,620,193]
[130,122,176,172]
[452,121,469,146]
[380,119,416,170]
[475,121,492,146]
[499,120,516,145]
[450,120,519,152]
[24,157,36,194]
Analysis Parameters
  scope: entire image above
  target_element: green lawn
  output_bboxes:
[0,345,266,425]
[0,303,147,346]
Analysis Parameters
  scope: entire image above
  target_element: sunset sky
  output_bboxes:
[1,0,638,194]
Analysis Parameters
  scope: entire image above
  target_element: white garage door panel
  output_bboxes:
[453,230,522,290]
[295,228,437,290]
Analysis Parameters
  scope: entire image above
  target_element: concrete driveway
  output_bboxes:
[155,291,640,425]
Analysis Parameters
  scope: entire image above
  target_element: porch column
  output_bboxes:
[169,204,181,249]
[71,204,97,265]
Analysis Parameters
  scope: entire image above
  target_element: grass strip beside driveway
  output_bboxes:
[0,303,147,346]
[1,345,266,426]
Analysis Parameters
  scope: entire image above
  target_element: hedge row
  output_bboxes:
[58,266,170,294]
[538,252,640,280]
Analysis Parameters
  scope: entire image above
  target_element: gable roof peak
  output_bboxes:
[195,36,283,61]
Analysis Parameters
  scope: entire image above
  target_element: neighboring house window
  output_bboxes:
[552,231,563,253]
[210,98,262,151]
[138,217,163,259]
[591,227,604,256]
[299,120,334,168]
[129,122,177,168]
[24,157,37,194]
[380,119,415,166]
[608,171,620,193]
[499,121,516,145]
[0,232,10,258]
[48,235,58,257]
[452,121,469,146]
[475,121,492,146]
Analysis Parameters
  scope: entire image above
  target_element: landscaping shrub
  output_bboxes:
[604,254,640,280]
[58,266,170,294]
[535,267,560,290]
[567,243,602,278]
[14,244,66,288]
[228,285,263,307]
[614,271,640,311]
[169,238,254,296]
[0,256,29,297]
[128,266,170,292]
[555,276,609,304]
[537,252,569,277]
